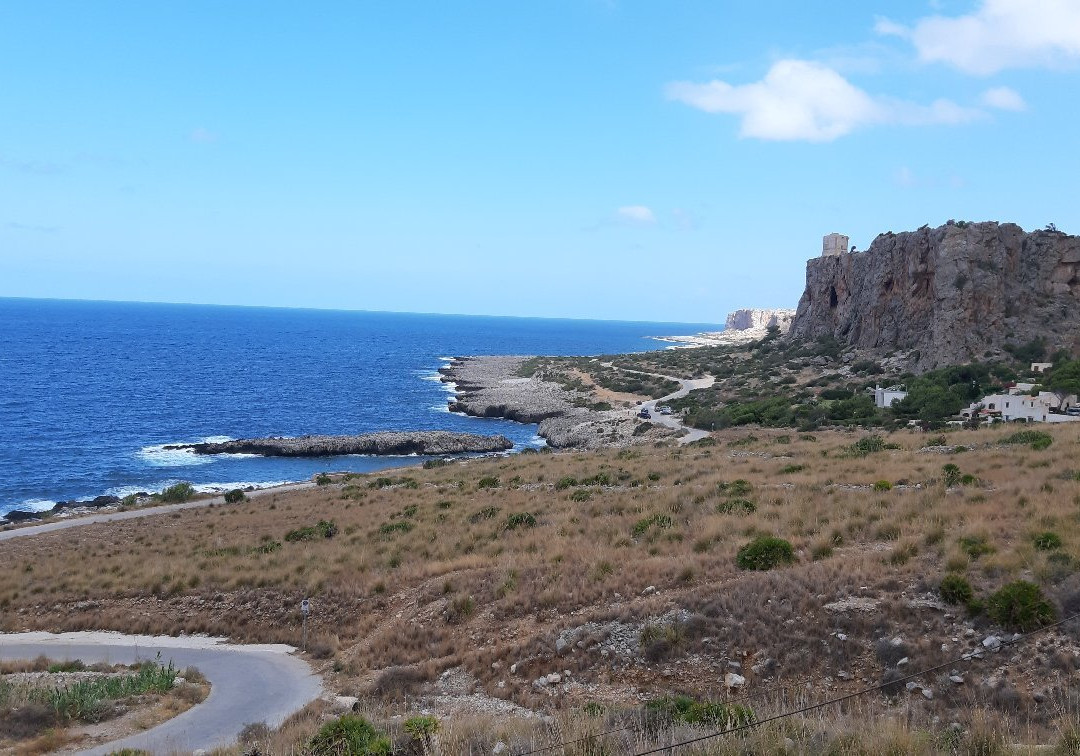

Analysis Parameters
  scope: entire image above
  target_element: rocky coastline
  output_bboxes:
[440,356,674,449]
[168,431,514,457]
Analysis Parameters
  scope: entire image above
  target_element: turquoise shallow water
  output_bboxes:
[0,298,719,515]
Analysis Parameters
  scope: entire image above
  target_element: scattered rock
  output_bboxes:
[725,672,746,688]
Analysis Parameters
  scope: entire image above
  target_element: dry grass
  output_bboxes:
[4,423,1080,750]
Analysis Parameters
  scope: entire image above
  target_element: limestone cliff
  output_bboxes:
[725,308,796,332]
[788,221,1080,370]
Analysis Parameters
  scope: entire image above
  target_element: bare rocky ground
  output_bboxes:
[441,355,682,448]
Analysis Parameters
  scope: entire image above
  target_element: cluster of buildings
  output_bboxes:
[872,363,1080,424]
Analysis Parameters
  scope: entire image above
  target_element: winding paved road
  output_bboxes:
[0,631,322,755]
[0,482,315,543]
[601,363,716,444]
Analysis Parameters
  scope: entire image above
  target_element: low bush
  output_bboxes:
[285,520,337,542]
[569,489,591,502]
[736,537,796,571]
[315,474,332,486]
[780,464,805,474]
[942,464,962,487]
[422,458,448,469]
[468,506,500,523]
[223,488,245,504]
[554,476,578,490]
[159,482,195,503]
[872,480,892,491]
[308,714,390,755]
[939,574,974,605]
[632,513,674,537]
[477,476,500,489]
[717,479,752,496]
[716,498,756,515]
[959,535,994,559]
[646,695,755,728]
[987,580,1055,631]
[504,512,537,530]
[402,714,440,740]
[1033,531,1063,550]
[1000,430,1053,450]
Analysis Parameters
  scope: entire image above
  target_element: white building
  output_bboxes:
[874,385,908,409]
[822,233,850,257]
[964,388,1080,424]
[1031,362,1053,374]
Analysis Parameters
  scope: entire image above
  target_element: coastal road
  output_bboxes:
[601,363,716,444]
[0,631,323,755]
[0,482,315,543]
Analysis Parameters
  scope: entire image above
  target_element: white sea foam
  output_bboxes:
[438,356,455,362]
[193,480,294,494]
[18,498,58,513]
[137,444,214,467]
[429,403,451,413]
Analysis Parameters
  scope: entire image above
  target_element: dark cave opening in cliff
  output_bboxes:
[829,287,838,308]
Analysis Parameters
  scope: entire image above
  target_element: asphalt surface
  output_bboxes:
[0,482,314,543]
[0,631,323,755]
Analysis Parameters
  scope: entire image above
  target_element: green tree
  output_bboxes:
[1048,360,1080,409]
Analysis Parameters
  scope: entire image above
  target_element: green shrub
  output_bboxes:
[308,714,391,755]
[942,464,962,487]
[632,514,674,537]
[160,482,195,503]
[939,574,974,605]
[872,480,892,491]
[285,520,338,542]
[378,521,413,536]
[736,537,796,571]
[717,479,752,496]
[402,715,439,740]
[422,458,448,469]
[780,464,805,474]
[987,580,1055,631]
[959,535,994,558]
[1033,531,1063,550]
[223,489,245,504]
[315,474,332,486]
[504,512,537,530]
[716,498,756,515]
[847,435,886,456]
[477,476,500,489]
[569,489,591,502]
[646,695,755,728]
[555,476,578,490]
[1000,430,1053,450]
[468,506,500,523]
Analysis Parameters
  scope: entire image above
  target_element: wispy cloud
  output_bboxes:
[190,127,219,143]
[877,0,1080,74]
[616,205,656,224]
[6,221,60,233]
[0,155,64,175]
[666,59,981,142]
[982,86,1027,111]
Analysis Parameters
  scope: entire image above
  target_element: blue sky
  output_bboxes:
[2,1,1078,323]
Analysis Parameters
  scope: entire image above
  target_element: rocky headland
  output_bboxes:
[441,356,675,448]
[656,307,796,348]
[788,221,1080,370]
[168,431,514,457]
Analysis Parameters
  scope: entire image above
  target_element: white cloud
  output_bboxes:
[190,127,218,143]
[666,59,981,142]
[982,86,1027,111]
[616,205,656,224]
[878,0,1080,74]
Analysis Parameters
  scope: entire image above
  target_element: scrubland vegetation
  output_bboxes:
[4,422,1080,753]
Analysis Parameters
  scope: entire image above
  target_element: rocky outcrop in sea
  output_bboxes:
[788,221,1080,371]
[169,431,514,457]
[655,308,795,348]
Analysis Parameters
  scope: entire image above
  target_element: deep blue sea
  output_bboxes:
[0,298,719,517]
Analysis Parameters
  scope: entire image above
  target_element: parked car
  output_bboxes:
[1067,406,1080,416]
[659,406,672,415]
[638,409,651,419]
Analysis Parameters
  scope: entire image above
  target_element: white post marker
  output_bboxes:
[300,598,311,651]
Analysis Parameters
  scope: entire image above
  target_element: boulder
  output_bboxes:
[169,431,513,457]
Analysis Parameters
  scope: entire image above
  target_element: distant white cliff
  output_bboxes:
[658,308,796,348]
